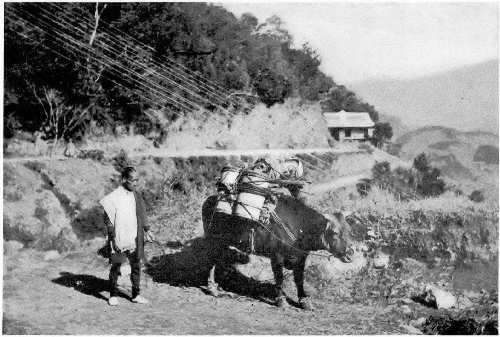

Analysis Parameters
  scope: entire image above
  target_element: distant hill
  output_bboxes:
[392,126,498,199]
[378,113,411,140]
[350,60,499,134]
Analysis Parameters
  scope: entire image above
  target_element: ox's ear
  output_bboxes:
[322,213,334,223]
[322,213,339,234]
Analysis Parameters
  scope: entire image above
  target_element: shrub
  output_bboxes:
[112,149,132,174]
[360,155,446,200]
[413,153,446,198]
[77,149,105,162]
[413,153,430,173]
[418,168,446,197]
[371,122,393,148]
[469,190,485,203]
[473,145,499,165]
[356,178,372,197]
[371,161,391,189]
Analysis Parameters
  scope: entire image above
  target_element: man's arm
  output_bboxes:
[136,193,155,242]
[136,193,149,232]
[103,211,121,252]
[103,211,114,239]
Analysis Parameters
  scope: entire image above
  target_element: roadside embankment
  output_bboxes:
[4,145,391,250]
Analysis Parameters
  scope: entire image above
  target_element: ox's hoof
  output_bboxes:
[275,295,288,308]
[299,297,314,311]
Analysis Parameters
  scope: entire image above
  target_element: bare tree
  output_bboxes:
[87,3,107,82]
[32,86,90,157]
[88,3,107,47]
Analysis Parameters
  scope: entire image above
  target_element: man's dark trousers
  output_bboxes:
[109,249,141,298]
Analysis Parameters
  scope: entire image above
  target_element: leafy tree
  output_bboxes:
[362,154,446,199]
[253,68,291,107]
[413,153,431,173]
[473,145,499,165]
[413,153,446,197]
[240,13,258,29]
[371,122,393,147]
[4,2,382,139]
[389,166,418,200]
[321,85,379,122]
[284,43,334,100]
[356,178,372,197]
[418,167,446,197]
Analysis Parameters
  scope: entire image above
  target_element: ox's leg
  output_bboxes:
[207,264,218,296]
[206,237,221,297]
[293,255,313,310]
[271,255,287,307]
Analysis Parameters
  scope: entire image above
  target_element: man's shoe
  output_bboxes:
[108,296,119,306]
[131,295,149,304]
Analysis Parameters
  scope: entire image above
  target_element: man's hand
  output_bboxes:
[144,231,155,243]
[110,238,121,254]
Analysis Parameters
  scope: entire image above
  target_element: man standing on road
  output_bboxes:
[100,166,153,306]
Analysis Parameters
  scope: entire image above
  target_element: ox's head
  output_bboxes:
[321,212,354,263]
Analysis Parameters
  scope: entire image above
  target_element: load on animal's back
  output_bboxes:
[202,157,354,309]
[210,157,306,228]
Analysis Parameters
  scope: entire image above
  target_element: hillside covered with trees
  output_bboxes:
[5,2,380,143]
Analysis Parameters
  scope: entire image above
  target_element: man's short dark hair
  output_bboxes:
[121,166,136,179]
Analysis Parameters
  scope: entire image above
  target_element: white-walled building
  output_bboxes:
[323,110,375,141]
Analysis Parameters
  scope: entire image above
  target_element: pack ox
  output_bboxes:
[202,194,354,310]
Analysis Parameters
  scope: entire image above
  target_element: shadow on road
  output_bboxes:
[52,272,117,301]
[145,237,278,304]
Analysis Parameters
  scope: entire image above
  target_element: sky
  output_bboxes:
[223,2,499,84]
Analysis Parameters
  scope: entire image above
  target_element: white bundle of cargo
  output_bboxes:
[215,165,242,214]
[278,156,304,180]
[233,170,270,220]
[214,157,305,221]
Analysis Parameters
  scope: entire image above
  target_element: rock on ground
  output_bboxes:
[399,323,423,335]
[4,240,24,255]
[4,163,72,246]
[410,317,428,328]
[424,285,457,309]
[43,250,61,261]
[232,247,368,294]
[307,248,368,280]
[457,295,474,309]
[373,252,390,269]
[233,255,274,282]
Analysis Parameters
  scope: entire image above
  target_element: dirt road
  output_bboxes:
[4,147,369,194]
[304,174,369,194]
[3,248,407,335]
[3,147,362,163]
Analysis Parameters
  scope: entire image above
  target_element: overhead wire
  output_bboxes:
[14,5,207,111]
[48,2,233,105]
[5,13,197,113]
[8,8,202,112]
[5,15,190,116]
[45,2,235,109]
